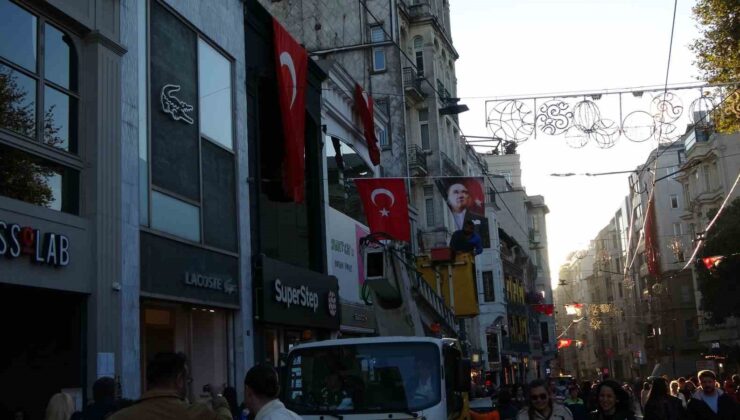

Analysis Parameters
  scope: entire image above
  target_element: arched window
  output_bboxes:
[325,136,374,223]
[413,36,424,76]
[0,0,80,213]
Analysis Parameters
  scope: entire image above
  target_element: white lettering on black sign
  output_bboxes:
[273,278,319,312]
[184,272,237,295]
[0,221,70,267]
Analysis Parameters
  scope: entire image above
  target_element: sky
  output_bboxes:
[450,0,703,288]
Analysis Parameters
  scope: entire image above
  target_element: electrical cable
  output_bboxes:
[680,171,740,270]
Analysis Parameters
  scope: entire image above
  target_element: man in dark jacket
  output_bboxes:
[687,370,738,420]
[76,377,116,420]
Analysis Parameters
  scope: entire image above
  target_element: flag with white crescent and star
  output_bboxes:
[354,178,410,242]
[273,18,308,203]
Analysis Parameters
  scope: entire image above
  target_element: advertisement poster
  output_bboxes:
[326,207,370,302]
[435,176,490,248]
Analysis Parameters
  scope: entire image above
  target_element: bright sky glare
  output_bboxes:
[451,0,702,288]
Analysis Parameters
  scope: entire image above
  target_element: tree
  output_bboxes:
[696,197,740,324]
[690,0,740,132]
[0,69,60,208]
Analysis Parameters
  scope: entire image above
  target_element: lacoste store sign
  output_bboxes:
[0,221,70,267]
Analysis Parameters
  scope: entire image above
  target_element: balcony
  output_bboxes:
[440,151,463,176]
[408,144,428,175]
[529,228,541,245]
[436,79,451,104]
[403,67,425,105]
[407,0,432,21]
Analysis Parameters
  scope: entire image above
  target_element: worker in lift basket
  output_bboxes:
[450,219,483,256]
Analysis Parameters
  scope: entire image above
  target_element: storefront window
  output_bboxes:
[326,136,373,223]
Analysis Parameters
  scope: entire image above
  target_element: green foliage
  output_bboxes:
[697,198,740,324]
[0,69,56,207]
[690,0,740,132]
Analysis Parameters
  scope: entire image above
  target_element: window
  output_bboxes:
[419,109,430,150]
[424,185,435,226]
[681,285,691,304]
[702,165,711,192]
[0,0,80,213]
[483,271,495,302]
[530,215,539,232]
[198,39,233,149]
[673,222,682,236]
[670,194,679,209]
[667,166,678,179]
[685,319,695,338]
[376,125,388,147]
[499,171,512,184]
[151,190,201,242]
[618,283,623,299]
[370,26,386,72]
[326,136,373,223]
[413,36,424,76]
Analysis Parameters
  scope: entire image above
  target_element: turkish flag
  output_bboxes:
[273,18,308,203]
[355,178,410,241]
[532,304,554,316]
[354,84,381,166]
[557,339,573,349]
[702,255,724,270]
[565,303,584,315]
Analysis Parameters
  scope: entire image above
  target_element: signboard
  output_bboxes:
[256,255,340,330]
[0,220,70,267]
[140,232,239,306]
[696,360,716,372]
[325,207,369,302]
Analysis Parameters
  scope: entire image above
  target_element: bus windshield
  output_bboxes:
[284,341,442,414]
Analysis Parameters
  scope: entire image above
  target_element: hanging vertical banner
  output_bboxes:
[354,178,410,241]
[354,84,381,166]
[273,18,308,203]
[435,177,490,247]
[644,193,661,278]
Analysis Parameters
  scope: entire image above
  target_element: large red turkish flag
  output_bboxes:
[273,18,308,203]
[355,178,410,241]
[354,84,381,166]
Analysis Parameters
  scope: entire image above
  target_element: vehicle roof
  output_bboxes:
[289,336,452,351]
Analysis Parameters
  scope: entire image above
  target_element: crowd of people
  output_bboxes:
[476,371,739,420]
[32,353,300,420]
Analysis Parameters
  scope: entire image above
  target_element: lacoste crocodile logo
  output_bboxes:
[160,84,194,124]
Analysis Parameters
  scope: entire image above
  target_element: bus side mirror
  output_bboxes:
[456,358,472,392]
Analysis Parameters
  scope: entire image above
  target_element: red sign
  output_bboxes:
[354,178,410,242]
[273,18,308,203]
[532,304,554,316]
[354,84,380,166]
[557,339,573,349]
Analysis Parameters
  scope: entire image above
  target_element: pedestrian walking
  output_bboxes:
[515,380,574,420]
[44,393,75,420]
[243,364,300,420]
[672,380,689,409]
[642,382,653,411]
[723,381,738,404]
[499,389,522,420]
[74,377,116,420]
[108,352,232,420]
[591,380,636,420]
[644,378,685,420]
[623,383,643,417]
[686,370,738,420]
[566,385,589,420]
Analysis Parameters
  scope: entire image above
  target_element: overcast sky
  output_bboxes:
[450,0,703,287]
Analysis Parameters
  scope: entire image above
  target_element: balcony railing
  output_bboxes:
[437,79,451,103]
[411,270,458,334]
[440,151,462,176]
[402,67,425,103]
[408,144,428,174]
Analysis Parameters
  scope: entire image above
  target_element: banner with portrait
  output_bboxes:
[435,177,490,248]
